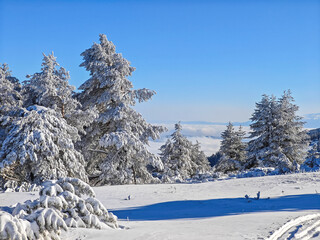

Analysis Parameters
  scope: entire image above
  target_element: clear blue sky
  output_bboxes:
[0,0,319,122]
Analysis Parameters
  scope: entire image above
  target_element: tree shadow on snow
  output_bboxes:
[111,194,320,221]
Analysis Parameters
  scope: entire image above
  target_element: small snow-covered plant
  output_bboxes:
[12,177,118,230]
[0,208,67,240]
[1,179,40,192]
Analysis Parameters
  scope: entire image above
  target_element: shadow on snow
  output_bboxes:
[111,194,320,221]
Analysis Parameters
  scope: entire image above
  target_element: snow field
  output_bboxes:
[1,172,320,239]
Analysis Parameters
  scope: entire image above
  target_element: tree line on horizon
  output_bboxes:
[0,34,317,190]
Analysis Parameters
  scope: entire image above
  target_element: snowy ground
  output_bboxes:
[1,172,320,239]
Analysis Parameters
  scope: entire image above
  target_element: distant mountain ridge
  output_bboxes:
[151,113,320,129]
[303,113,320,129]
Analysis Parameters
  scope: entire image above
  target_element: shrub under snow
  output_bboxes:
[0,177,118,240]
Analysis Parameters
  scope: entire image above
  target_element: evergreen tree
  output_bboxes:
[220,122,246,161]
[23,53,96,134]
[274,90,308,166]
[0,54,94,185]
[0,63,22,114]
[0,106,88,184]
[247,91,308,172]
[0,64,22,151]
[246,94,277,168]
[236,126,247,162]
[215,123,246,173]
[302,141,320,171]
[191,141,211,174]
[78,34,166,185]
[160,122,210,182]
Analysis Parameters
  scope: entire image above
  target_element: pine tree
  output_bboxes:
[160,122,210,182]
[236,126,247,162]
[78,34,166,185]
[0,106,88,184]
[246,94,278,168]
[0,63,22,114]
[191,141,211,174]
[0,55,93,185]
[23,53,96,134]
[303,141,320,171]
[0,64,22,153]
[247,91,308,172]
[220,123,236,160]
[272,90,308,169]
[215,123,246,173]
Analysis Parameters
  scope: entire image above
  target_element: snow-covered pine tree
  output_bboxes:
[271,90,308,170]
[0,53,96,186]
[302,141,320,171]
[23,53,96,134]
[0,106,88,184]
[160,122,210,182]
[302,128,320,171]
[192,141,211,173]
[215,122,247,173]
[0,63,22,114]
[0,64,24,186]
[247,91,308,172]
[0,64,22,146]
[246,94,278,169]
[78,34,166,185]
[236,126,247,162]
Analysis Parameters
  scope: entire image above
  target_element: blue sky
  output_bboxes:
[0,0,319,122]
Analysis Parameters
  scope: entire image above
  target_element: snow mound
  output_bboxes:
[0,178,118,240]
[0,208,67,240]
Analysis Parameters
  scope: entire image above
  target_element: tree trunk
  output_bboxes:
[132,166,137,184]
[61,104,65,118]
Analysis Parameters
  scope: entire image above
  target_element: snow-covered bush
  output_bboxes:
[160,122,211,182]
[78,34,166,185]
[0,179,40,192]
[0,207,67,240]
[0,178,118,240]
